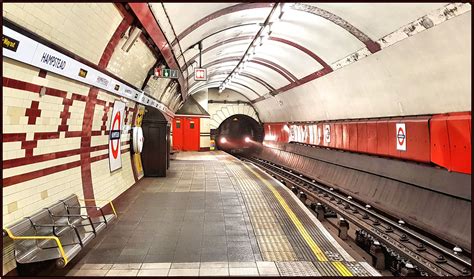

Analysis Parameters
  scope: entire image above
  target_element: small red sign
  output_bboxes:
[154,67,162,77]
[194,68,207,81]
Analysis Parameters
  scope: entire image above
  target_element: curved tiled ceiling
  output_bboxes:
[150,2,447,104]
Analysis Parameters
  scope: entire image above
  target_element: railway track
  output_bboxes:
[239,155,471,277]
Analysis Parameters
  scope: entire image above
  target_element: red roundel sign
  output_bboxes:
[396,123,406,151]
[109,101,126,172]
[111,111,121,159]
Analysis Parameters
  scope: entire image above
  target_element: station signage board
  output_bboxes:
[155,67,179,79]
[2,25,175,118]
[194,68,207,81]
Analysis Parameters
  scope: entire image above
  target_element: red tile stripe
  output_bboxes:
[3,141,129,170]
[2,160,83,187]
[25,101,41,125]
[129,3,186,95]
[80,16,131,211]
[2,146,130,187]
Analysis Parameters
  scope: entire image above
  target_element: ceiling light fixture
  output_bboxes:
[218,3,280,89]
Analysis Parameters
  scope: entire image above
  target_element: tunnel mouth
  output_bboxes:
[216,114,263,153]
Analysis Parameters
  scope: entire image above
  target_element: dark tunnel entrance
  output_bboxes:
[141,108,170,177]
[216,114,263,154]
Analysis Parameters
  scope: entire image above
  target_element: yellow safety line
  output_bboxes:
[240,163,355,276]
[242,163,328,262]
[332,261,353,276]
[3,228,69,266]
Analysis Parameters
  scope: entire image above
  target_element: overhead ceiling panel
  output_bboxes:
[178,7,271,51]
[271,9,364,63]
[161,3,237,35]
[310,3,448,40]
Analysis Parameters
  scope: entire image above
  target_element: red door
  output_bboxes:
[173,117,200,151]
[183,117,200,151]
[172,118,184,150]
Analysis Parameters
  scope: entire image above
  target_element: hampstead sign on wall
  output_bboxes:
[2,25,175,118]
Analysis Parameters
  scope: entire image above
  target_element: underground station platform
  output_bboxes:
[2,2,471,278]
[15,152,381,277]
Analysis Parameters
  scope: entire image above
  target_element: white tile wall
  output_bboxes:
[3,3,122,64]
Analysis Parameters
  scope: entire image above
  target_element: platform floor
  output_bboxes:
[46,151,380,276]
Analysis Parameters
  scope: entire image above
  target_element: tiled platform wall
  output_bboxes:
[2,3,157,275]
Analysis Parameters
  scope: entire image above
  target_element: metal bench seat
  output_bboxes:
[3,194,116,268]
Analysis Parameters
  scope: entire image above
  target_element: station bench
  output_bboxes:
[3,194,116,268]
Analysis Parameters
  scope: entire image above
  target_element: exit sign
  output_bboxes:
[154,68,179,79]
[194,68,207,81]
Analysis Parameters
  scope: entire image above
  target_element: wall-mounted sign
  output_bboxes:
[155,67,179,79]
[3,35,19,52]
[396,123,406,151]
[194,68,207,81]
[324,124,331,143]
[109,101,126,172]
[78,68,88,78]
[132,126,144,153]
[2,25,175,118]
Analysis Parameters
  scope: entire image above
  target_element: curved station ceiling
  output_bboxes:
[148,2,456,103]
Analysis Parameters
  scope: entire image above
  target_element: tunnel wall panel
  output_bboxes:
[263,113,470,174]
[446,114,471,174]
[431,113,472,174]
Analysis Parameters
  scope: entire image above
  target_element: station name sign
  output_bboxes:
[2,25,174,118]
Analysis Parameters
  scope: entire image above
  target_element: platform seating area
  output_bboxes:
[3,194,116,269]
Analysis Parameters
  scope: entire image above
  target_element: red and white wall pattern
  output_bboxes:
[2,3,156,274]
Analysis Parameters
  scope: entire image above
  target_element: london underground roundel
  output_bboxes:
[133,126,144,153]
[111,111,121,159]
[109,101,126,172]
[396,123,406,151]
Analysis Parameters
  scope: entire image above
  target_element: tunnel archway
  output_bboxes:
[141,108,170,177]
[216,114,263,153]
